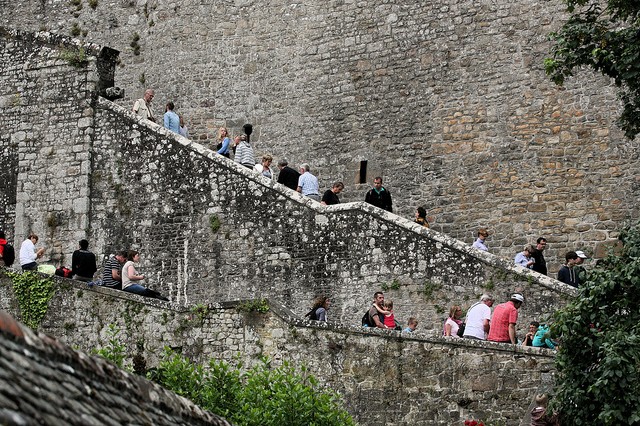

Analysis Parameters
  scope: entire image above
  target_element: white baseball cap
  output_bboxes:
[511,293,525,303]
[576,250,588,259]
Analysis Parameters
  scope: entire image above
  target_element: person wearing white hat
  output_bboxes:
[487,293,525,344]
[574,250,588,285]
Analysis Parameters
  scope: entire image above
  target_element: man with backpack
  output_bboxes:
[363,291,386,328]
[0,231,15,267]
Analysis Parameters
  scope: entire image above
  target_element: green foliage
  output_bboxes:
[70,22,81,37]
[69,0,82,11]
[150,349,355,425]
[422,280,442,301]
[88,0,98,9]
[130,32,141,56]
[552,223,640,424]
[59,47,88,68]
[209,214,221,233]
[545,0,640,138]
[381,279,400,291]
[482,279,495,291]
[237,299,270,313]
[7,271,55,330]
[190,304,210,322]
[92,323,127,368]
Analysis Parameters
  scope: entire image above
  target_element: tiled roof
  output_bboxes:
[0,310,232,426]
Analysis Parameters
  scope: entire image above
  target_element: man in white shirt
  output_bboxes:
[462,294,494,340]
[296,163,320,201]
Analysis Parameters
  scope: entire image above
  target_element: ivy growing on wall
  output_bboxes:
[7,271,56,330]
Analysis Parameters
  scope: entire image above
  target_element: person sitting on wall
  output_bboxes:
[122,250,169,301]
[19,233,45,271]
[321,181,344,205]
[101,250,128,290]
[364,176,393,212]
[276,159,301,191]
[462,294,494,340]
[472,229,489,252]
[521,321,540,346]
[305,296,330,322]
[414,206,429,228]
[132,88,155,122]
[71,239,97,282]
[514,245,535,269]
[532,324,558,350]
[557,251,579,287]
[234,134,255,169]
[163,101,180,134]
[254,154,274,179]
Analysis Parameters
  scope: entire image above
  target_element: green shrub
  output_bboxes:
[92,324,127,368]
[7,271,55,330]
[150,349,355,425]
[552,223,640,424]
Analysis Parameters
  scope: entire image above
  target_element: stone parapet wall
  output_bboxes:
[1,0,639,272]
[0,27,117,264]
[88,97,574,332]
[0,270,556,426]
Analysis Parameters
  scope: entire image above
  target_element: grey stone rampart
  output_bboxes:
[0,269,557,426]
[0,27,118,264]
[88,96,574,331]
[2,0,639,273]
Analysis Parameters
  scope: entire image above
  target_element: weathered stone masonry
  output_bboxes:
[0,28,571,425]
[0,271,557,426]
[0,28,574,333]
[2,0,639,272]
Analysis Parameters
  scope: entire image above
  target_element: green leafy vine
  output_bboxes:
[7,271,56,330]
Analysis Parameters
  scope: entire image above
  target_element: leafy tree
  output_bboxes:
[544,0,640,139]
[552,223,640,424]
[149,349,356,426]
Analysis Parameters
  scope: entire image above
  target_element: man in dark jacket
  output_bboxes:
[72,239,97,282]
[364,177,393,212]
[530,237,548,276]
[557,251,579,287]
[276,159,301,191]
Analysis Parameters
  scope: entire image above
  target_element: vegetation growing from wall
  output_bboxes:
[149,349,355,426]
[92,323,127,368]
[545,0,640,139]
[59,47,88,68]
[7,271,55,330]
[552,223,640,424]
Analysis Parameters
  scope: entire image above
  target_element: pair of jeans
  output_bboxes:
[21,262,37,271]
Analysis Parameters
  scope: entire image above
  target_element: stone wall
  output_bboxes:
[0,28,117,264]
[0,270,557,426]
[88,97,574,331]
[0,26,575,333]
[1,0,639,272]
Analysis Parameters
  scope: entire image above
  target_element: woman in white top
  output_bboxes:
[253,154,273,180]
[19,233,45,271]
[443,305,463,338]
[122,250,169,301]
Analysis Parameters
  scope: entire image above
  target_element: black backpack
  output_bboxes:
[2,243,15,267]
[362,309,384,327]
[305,308,319,321]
